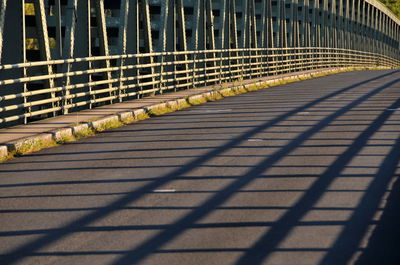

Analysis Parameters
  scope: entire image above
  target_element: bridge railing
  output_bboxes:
[0,47,399,125]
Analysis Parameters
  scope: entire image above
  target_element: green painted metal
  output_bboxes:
[0,0,8,62]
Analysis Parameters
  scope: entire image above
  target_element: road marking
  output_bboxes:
[248,138,264,142]
[190,109,232,113]
[298,112,310,115]
[153,189,176,193]
[387,108,400,111]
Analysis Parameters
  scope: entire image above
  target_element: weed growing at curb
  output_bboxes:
[121,116,136,125]
[134,112,151,121]
[56,134,75,144]
[75,127,95,139]
[186,97,207,106]
[177,100,191,109]
[14,139,58,157]
[0,153,14,163]
[148,105,173,117]
[95,120,124,132]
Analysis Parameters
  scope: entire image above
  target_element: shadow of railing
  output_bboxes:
[0,70,399,265]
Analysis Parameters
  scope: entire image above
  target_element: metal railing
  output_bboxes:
[0,47,399,125]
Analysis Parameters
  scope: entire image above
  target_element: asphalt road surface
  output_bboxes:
[1,70,400,265]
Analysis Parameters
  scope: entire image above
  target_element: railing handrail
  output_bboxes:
[0,47,384,71]
[0,47,399,126]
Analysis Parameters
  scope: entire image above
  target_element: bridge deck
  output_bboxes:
[0,70,400,265]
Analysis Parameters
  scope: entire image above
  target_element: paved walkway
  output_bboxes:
[0,70,400,265]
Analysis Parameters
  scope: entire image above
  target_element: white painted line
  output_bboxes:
[190,109,232,113]
[204,109,232,112]
[248,139,264,142]
[153,189,176,193]
[387,108,400,111]
[298,112,310,115]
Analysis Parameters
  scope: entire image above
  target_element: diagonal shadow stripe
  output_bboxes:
[0,220,382,238]
[107,78,400,264]
[0,173,379,189]
[0,71,397,265]
[353,177,400,265]
[233,85,400,265]
[318,137,400,264]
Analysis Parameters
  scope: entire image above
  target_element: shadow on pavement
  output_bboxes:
[353,177,400,265]
[0,71,399,265]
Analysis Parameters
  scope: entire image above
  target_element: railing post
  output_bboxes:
[159,53,164,94]
[228,48,232,83]
[173,51,177,93]
[192,51,197,89]
[219,49,223,87]
[118,56,125,103]
[203,50,207,87]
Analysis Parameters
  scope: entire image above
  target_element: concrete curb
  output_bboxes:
[5,133,53,155]
[0,146,8,158]
[0,67,383,160]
